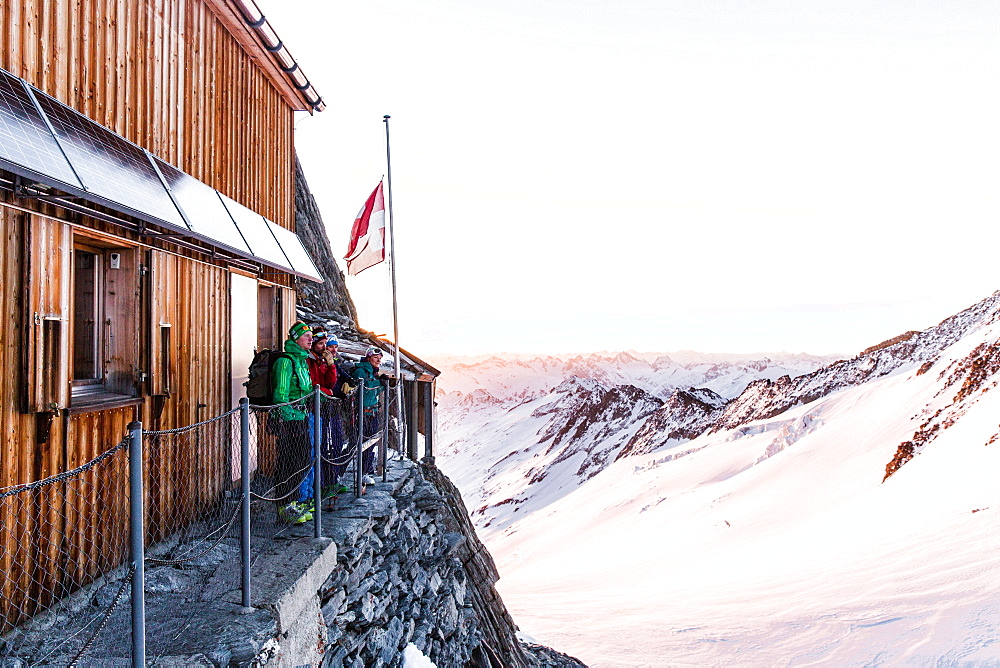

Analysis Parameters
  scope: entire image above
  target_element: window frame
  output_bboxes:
[68,235,141,410]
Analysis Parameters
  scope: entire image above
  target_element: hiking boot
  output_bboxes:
[321,484,349,499]
[278,502,313,525]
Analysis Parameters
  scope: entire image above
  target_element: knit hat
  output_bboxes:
[328,336,339,346]
[288,321,312,340]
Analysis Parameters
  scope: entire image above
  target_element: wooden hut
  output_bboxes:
[0,0,324,624]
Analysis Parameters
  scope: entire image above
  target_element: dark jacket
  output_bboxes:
[350,360,385,410]
[333,356,358,389]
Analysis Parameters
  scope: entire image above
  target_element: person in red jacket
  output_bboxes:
[308,329,349,500]
[307,330,339,394]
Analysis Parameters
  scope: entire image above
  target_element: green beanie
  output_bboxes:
[288,321,311,340]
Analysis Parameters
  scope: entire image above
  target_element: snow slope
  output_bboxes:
[439,294,1000,665]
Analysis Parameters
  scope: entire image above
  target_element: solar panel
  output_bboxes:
[218,194,294,272]
[33,88,188,231]
[0,70,81,188]
[267,220,323,281]
[0,66,322,283]
[151,157,252,256]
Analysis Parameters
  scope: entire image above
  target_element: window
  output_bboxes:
[72,249,102,383]
[21,216,141,414]
[70,240,140,407]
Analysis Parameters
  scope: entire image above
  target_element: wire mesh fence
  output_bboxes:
[0,377,411,665]
[0,438,132,665]
[139,409,245,661]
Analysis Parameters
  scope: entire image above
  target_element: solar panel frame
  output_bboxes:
[31,86,189,233]
[266,220,324,282]
[0,70,83,189]
[0,66,323,283]
[217,193,295,272]
[151,157,253,256]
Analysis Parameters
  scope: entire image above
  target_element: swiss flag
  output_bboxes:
[344,182,386,276]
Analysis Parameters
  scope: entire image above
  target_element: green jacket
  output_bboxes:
[272,338,313,420]
[350,360,385,410]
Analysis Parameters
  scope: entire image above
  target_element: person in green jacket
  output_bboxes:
[350,346,388,483]
[272,321,315,524]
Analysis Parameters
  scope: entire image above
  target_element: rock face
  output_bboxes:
[615,387,726,461]
[530,378,664,481]
[294,154,358,328]
[884,338,1000,480]
[317,460,585,667]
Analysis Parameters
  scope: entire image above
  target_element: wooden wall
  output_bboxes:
[146,249,231,427]
[0,0,295,228]
[0,196,298,626]
[1,0,304,623]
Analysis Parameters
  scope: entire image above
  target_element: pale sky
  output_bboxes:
[263,0,1000,357]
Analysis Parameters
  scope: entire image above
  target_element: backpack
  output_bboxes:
[245,350,291,405]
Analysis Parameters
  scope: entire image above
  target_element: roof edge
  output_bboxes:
[203,0,325,113]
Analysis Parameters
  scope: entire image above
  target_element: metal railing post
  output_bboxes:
[239,398,251,608]
[355,383,364,496]
[407,381,419,461]
[423,380,435,464]
[381,385,389,482]
[127,421,146,667]
[313,386,323,538]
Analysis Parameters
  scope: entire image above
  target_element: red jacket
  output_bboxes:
[307,354,338,395]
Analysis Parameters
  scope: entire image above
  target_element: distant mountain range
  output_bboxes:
[434,350,838,403]
[436,292,1000,665]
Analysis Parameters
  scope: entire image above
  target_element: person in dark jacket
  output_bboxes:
[272,321,315,524]
[350,346,387,483]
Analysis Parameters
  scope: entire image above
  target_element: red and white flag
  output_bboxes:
[344,182,386,276]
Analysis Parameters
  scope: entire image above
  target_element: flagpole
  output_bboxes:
[383,115,405,460]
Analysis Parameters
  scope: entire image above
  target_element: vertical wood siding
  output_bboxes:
[0,203,69,630]
[1,0,301,621]
[0,201,238,624]
[0,0,295,228]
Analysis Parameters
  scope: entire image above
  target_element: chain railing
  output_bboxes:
[0,437,132,664]
[0,373,424,665]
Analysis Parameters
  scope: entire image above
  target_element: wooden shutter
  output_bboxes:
[103,247,141,396]
[24,216,71,413]
[148,250,177,396]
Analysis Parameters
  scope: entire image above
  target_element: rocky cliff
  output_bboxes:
[311,459,584,667]
[294,155,358,328]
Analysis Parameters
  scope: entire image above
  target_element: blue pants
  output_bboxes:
[297,413,316,504]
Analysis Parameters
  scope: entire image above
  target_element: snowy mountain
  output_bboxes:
[437,292,1000,665]
[436,351,834,538]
